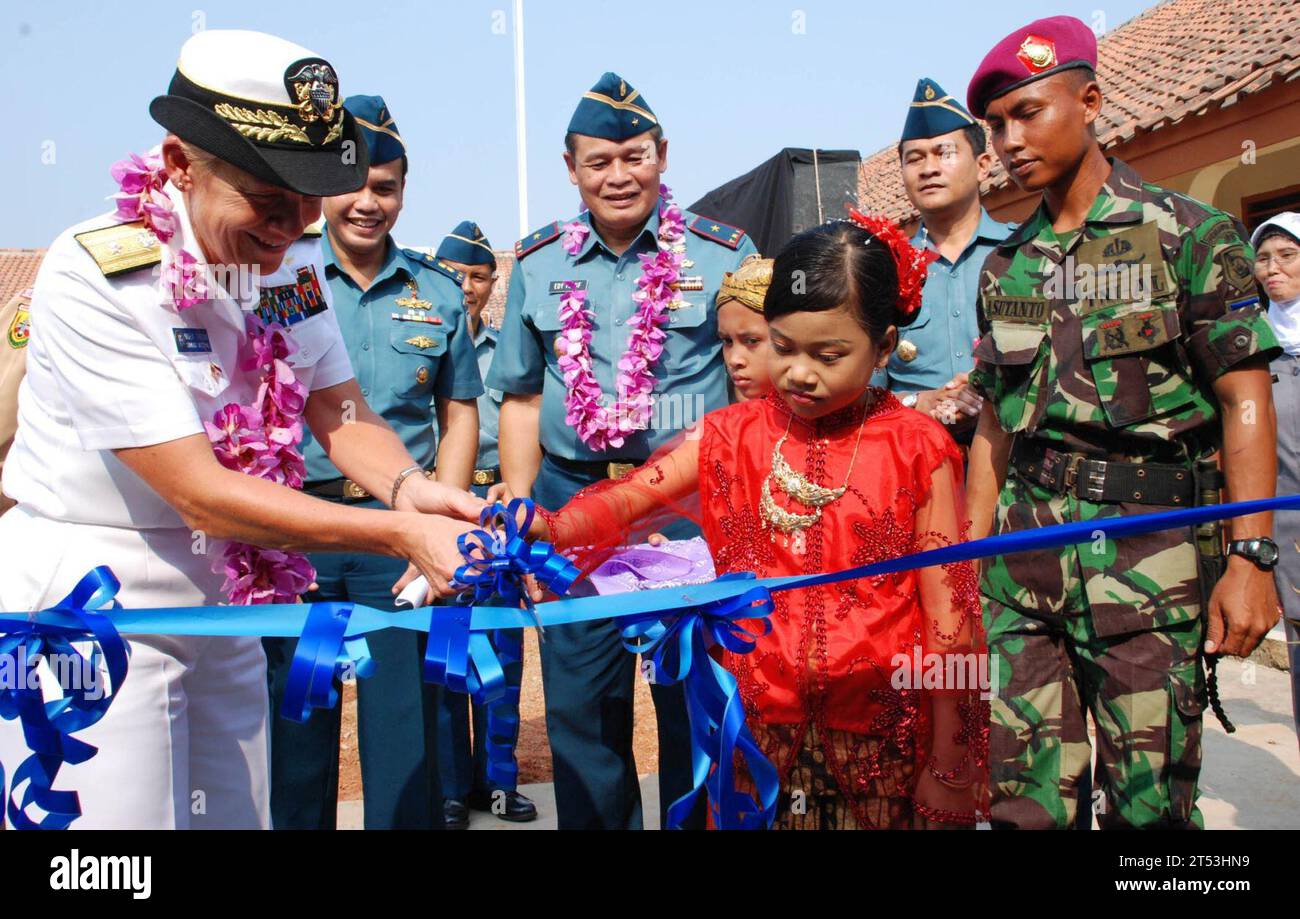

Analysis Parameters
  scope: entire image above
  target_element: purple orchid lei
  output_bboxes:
[556,184,686,451]
[111,150,315,604]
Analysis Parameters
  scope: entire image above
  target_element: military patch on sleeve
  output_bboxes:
[74,221,162,277]
[514,222,562,259]
[1216,245,1256,294]
[1201,218,1241,248]
[7,303,30,349]
[688,216,746,250]
[254,265,329,327]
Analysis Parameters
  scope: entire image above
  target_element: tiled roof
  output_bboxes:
[0,250,45,307]
[858,0,1300,222]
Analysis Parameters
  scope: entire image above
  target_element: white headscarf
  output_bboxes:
[1252,212,1300,356]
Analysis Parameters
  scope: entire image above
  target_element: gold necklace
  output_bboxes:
[760,395,872,554]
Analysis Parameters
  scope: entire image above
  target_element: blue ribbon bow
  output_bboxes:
[426,500,579,786]
[0,567,128,829]
[281,603,376,723]
[619,572,780,830]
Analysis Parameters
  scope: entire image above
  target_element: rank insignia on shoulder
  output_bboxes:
[688,216,747,250]
[74,221,162,277]
[515,222,561,259]
[434,259,465,283]
[548,280,589,295]
[254,265,329,327]
[172,327,213,354]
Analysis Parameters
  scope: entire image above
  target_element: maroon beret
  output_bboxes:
[966,15,1098,118]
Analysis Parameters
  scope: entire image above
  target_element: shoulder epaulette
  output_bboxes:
[514,221,562,260]
[405,249,465,284]
[74,221,161,277]
[300,220,324,239]
[688,216,747,250]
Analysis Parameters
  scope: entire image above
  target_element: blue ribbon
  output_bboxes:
[0,567,127,829]
[281,603,376,723]
[3,493,1299,829]
[619,572,780,830]
[427,500,580,788]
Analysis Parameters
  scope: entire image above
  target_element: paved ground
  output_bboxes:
[337,639,1300,830]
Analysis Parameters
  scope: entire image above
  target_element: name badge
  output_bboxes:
[173,327,213,354]
[984,296,1049,324]
[1074,221,1172,303]
[549,280,589,295]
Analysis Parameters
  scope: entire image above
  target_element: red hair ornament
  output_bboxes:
[847,208,938,320]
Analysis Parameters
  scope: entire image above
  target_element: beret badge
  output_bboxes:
[1017,35,1058,74]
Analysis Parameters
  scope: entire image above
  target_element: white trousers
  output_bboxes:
[0,506,270,829]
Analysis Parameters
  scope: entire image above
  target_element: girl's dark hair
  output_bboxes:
[763,221,909,340]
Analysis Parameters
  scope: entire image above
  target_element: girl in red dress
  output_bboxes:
[537,215,987,829]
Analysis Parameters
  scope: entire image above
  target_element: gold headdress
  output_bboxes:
[717,255,774,314]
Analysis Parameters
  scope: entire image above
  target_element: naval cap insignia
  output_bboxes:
[285,59,342,125]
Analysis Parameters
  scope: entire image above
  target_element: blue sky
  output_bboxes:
[1,0,1157,250]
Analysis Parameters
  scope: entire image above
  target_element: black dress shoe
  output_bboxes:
[443,798,469,830]
[467,789,538,822]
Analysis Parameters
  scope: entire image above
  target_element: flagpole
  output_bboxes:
[513,0,529,238]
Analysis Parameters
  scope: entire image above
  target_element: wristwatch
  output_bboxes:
[901,392,919,409]
[1227,537,1280,571]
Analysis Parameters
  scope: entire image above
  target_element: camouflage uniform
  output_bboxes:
[969,158,1279,829]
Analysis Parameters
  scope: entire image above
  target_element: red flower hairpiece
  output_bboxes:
[846,207,939,319]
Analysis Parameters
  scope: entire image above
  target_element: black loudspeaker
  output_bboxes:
[789,151,863,238]
[688,148,862,257]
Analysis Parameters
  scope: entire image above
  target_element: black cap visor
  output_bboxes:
[149,95,369,197]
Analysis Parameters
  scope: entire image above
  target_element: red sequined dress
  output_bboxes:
[544,388,988,829]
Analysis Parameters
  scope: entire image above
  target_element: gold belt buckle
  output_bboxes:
[472,469,495,486]
[343,479,369,500]
[607,462,635,480]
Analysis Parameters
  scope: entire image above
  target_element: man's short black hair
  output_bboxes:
[897,123,987,160]
[565,124,663,155]
[400,154,408,179]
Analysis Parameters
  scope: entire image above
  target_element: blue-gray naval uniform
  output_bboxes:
[873,209,1011,395]
[486,204,757,829]
[264,234,483,830]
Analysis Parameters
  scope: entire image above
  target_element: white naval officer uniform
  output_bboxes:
[0,184,354,828]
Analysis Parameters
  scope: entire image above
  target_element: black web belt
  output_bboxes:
[1011,440,1195,507]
